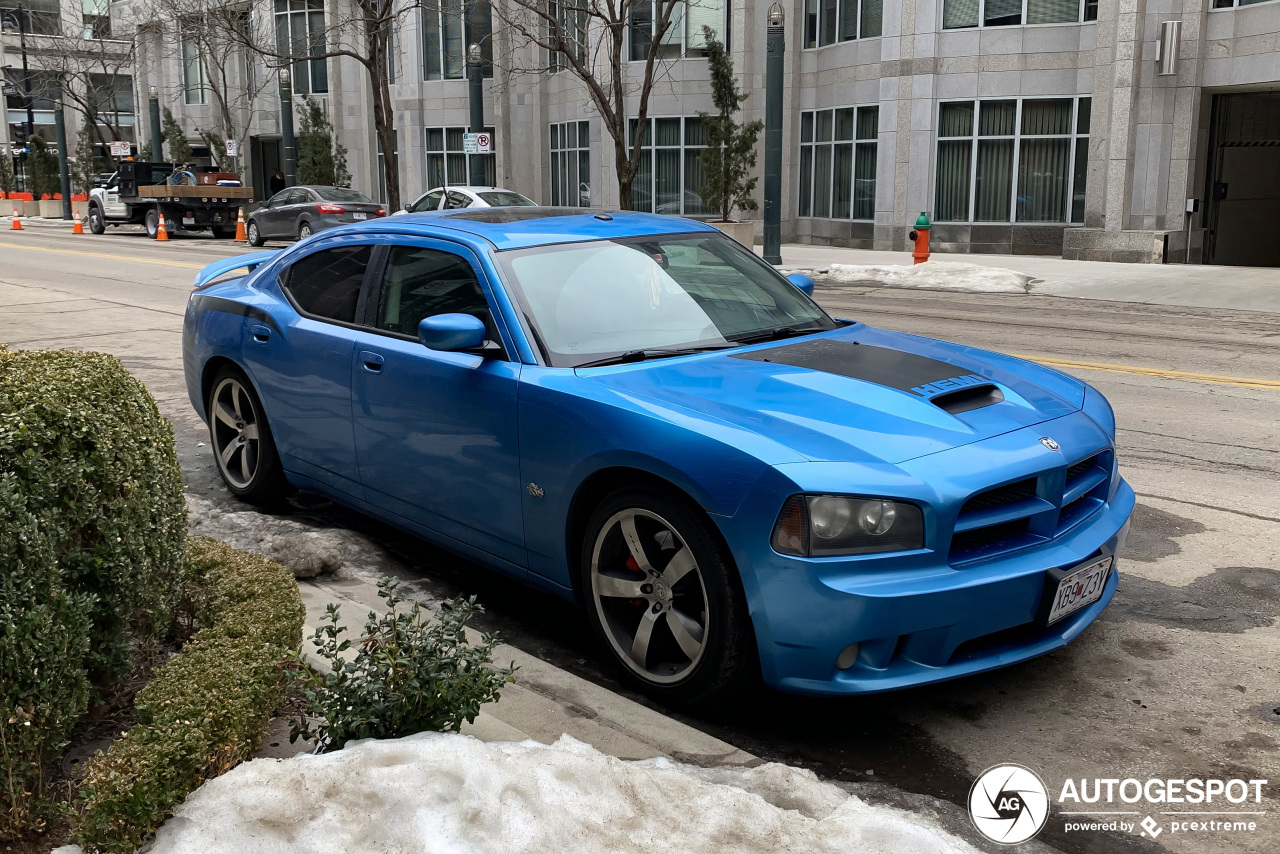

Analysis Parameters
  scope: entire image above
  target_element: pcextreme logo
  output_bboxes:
[967,764,1270,844]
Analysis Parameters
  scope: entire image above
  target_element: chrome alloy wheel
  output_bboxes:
[590,509,710,684]
[210,376,262,490]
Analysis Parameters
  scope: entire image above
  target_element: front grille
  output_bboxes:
[1066,455,1099,485]
[960,478,1037,514]
[949,518,1030,559]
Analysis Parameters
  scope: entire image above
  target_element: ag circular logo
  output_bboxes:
[968,763,1050,844]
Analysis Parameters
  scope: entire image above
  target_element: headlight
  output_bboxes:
[771,495,925,557]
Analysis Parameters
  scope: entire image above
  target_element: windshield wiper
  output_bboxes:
[729,326,817,345]
[574,344,735,369]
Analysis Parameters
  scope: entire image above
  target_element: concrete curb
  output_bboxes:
[295,575,758,768]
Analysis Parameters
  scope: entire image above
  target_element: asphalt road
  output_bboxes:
[2,229,1277,854]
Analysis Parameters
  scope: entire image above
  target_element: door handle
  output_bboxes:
[250,324,271,343]
[360,350,385,374]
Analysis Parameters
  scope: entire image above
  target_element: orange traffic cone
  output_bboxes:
[156,212,169,241]
[72,212,84,234]
[234,207,247,242]
[11,208,21,230]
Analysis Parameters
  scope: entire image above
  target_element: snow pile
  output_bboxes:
[819,261,1032,294]
[145,732,979,854]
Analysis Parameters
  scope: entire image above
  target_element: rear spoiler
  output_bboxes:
[193,250,279,290]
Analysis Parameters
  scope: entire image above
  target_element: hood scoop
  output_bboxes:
[929,383,1004,414]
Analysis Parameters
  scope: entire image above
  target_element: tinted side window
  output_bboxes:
[444,190,472,209]
[284,245,372,324]
[413,190,443,212]
[375,246,491,337]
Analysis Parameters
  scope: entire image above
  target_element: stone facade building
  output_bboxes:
[9,0,1280,265]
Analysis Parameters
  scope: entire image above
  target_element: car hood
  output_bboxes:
[578,325,1086,465]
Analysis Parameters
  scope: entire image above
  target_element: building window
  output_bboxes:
[798,106,878,220]
[0,0,59,35]
[942,0,1096,29]
[181,22,207,105]
[548,0,587,71]
[627,116,708,215]
[550,120,590,206]
[628,0,725,62]
[934,97,1090,224]
[82,0,110,38]
[424,126,495,187]
[275,0,328,95]
[1212,0,1271,6]
[421,0,492,80]
[803,0,882,47]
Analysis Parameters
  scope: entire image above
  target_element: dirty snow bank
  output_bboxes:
[811,261,1032,294]
[145,733,978,854]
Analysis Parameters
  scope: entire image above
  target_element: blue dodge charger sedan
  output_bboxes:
[183,208,1133,704]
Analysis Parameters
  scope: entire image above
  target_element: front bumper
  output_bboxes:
[720,413,1134,696]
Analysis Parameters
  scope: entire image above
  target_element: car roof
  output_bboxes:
[336,208,720,251]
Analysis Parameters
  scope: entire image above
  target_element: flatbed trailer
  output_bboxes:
[88,162,254,239]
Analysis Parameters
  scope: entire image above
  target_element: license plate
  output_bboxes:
[353,212,368,220]
[1041,555,1113,626]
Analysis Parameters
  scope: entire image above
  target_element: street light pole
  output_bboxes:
[148,85,163,161]
[278,67,296,187]
[466,39,485,187]
[763,4,785,265]
[54,96,71,219]
[17,3,34,142]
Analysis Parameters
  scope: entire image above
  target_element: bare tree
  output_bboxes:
[19,25,135,152]
[495,0,715,209]
[123,0,278,172]
[222,0,414,211]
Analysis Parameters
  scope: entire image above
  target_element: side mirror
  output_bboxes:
[418,313,487,352]
[403,203,411,212]
[787,273,815,297]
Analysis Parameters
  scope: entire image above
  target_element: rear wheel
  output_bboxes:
[144,208,159,238]
[207,365,291,506]
[247,220,264,247]
[298,221,313,240]
[581,486,755,706]
[88,203,106,234]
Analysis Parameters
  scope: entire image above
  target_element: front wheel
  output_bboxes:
[581,486,756,706]
[207,365,291,506]
[88,204,106,234]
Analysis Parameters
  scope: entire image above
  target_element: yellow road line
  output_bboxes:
[0,241,206,270]
[1012,354,1280,390]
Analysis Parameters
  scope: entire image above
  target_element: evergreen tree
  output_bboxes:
[297,96,350,187]
[696,27,764,223]
[162,107,192,163]
[26,135,60,198]
[71,122,102,195]
[0,154,14,197]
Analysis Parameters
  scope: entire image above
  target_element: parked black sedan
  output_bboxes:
[246,186,386,245]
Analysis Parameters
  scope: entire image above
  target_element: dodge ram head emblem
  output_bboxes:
[1039,437,1060,451]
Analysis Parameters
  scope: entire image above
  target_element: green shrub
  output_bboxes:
[291,579,515,751]
[0,348,186,836]
[0,349,187,683]
[74,539,304,853]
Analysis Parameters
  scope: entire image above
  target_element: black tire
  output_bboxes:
[88,203,106,234]
[580,485,756,706]
[206,364,292,507]
[144,208,159,239]
[246,219,264,247]
[298,221,313,240]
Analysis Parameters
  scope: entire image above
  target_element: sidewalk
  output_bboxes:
[773,243,1280,314]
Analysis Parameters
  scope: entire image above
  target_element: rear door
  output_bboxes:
[242,242,375,499]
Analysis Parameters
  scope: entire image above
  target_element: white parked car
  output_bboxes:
[394,186,537,215]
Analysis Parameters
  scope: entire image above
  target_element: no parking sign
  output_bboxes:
[463,132,492,154]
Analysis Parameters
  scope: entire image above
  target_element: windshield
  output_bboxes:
[478,191,537,207]
[315,187,374,203]
[496,233,836,368]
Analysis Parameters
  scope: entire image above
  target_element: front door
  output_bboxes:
[243,242,373,499]
[349,240,526,568]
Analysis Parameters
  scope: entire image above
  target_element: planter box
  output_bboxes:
[38,200,63,218]
[711,220,756,251]
[7,200,33,218]
[71,201,89,219]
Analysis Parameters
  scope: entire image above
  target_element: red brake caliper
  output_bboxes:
[626,556,646,607]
